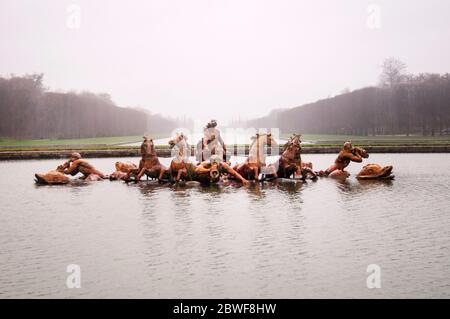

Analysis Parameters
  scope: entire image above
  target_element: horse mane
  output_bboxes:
[282,140,289,151]
[283,134,301,151]
[141,138,157,157]
[175,134,189,146]
[250,133,271,143]
[169,134,190,158]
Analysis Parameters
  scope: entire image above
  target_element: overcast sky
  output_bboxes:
[1,0,450,123]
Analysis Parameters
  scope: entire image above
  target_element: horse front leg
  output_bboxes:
[168,168,174,183]
[269,165,277,178]
[176,168,187,182]
[123,169,136,183]
[158,167,166,182]
[293,164,302,178]
[253,166,259,181]
[135,168,146,183]
[304,168,318,180]
[264,164,278,180]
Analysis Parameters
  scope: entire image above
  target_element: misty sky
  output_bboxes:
[1,0,450,123]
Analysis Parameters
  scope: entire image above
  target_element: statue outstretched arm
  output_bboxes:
[195,162,211,174]
[221,163,249,186]
[347,152,363,163]
[57,161,70,171]
[64,160,81,175]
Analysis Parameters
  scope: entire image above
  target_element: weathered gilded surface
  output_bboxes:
[357,164,395,180]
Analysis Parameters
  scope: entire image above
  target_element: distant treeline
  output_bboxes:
[248,73,450,136]
[0,74,177,139]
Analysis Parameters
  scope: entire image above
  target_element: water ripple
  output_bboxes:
[0,154,449,298]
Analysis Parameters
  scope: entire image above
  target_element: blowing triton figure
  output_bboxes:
[60,152,106,180]
[34,152,106,184]
[319,141,368,178]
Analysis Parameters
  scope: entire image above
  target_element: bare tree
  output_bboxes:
[379,57,408,88]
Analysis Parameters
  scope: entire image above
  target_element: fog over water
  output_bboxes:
[1,0,450,123]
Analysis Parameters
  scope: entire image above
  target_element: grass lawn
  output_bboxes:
[2,133,450,151]
[0,133,169,148]
[281,133,450,146]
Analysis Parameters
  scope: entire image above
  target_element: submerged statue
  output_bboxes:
[160,132,249,185]
[34,166,69,185]
[59,152,106,180]
[195,155,249,186]
[268,134,317,180]
[129,136,168,182]
[318,142,368,178]
[109,161,137,181]
[233,133,278,181]
[357,164,394,180]
[159,132,194,182]
[33,132,395,187]
[35,152,106,184]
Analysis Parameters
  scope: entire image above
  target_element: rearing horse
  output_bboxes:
[159,133,195,182]
[129,136,167,182]
[268,134,317,180]
[233,133,278,181]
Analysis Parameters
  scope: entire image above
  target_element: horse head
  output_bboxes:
[282,133,302,160]
[284,134,301,148]
[141,136,156,158]
[267,133,278,148]
[252,133,278,148]
[247,133,279,165]
[169,132,189,159]
[168,132,188,147]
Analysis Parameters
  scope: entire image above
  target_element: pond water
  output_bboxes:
[0,154,449,298]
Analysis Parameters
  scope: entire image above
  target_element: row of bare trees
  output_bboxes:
[248,59,450,136]
[0,74,177,139]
